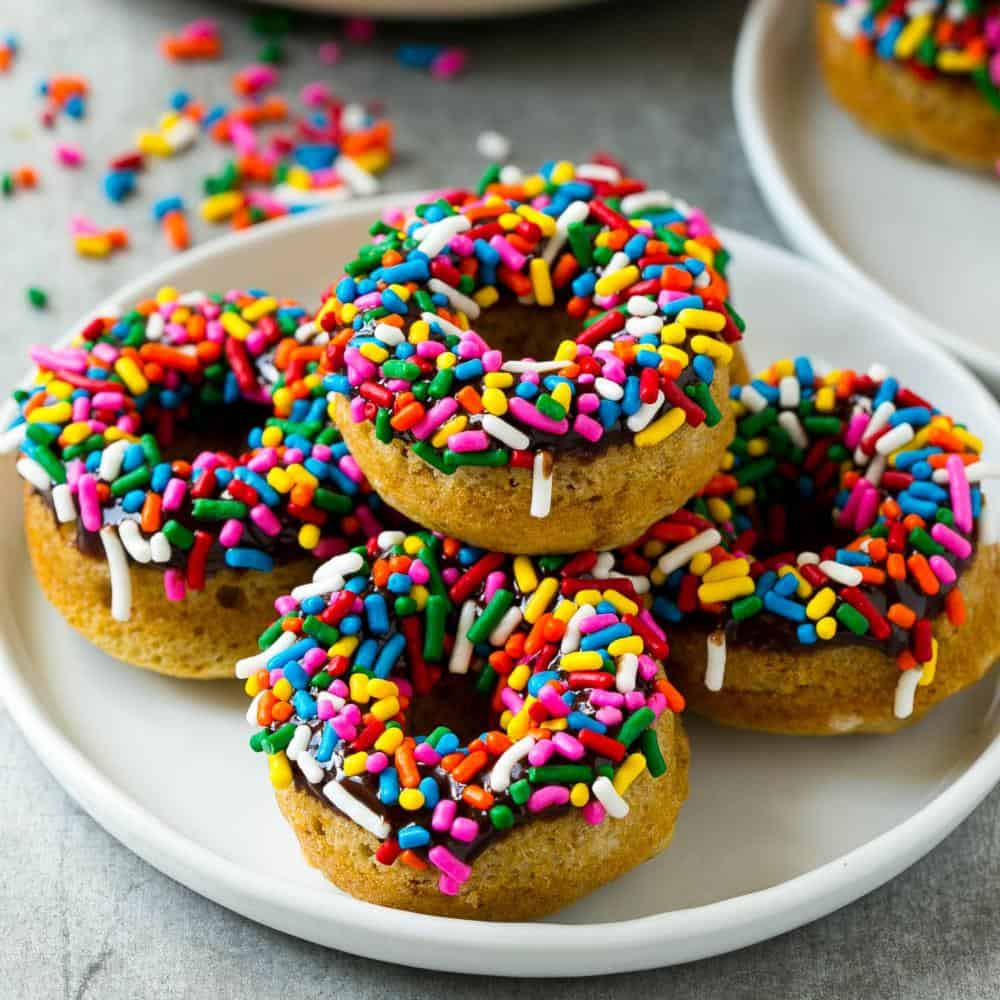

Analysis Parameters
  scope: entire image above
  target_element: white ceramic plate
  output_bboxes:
[734,0,1000,392]
[248,0,599,19]
[1,198,999,977]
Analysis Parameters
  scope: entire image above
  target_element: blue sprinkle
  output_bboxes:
[267,638,318,671]
[316,723,337,763]
[418,777,440,809]
[364,593,390,635]
[378,769,400,806]
[398,824,432,849]
[374,633,406,678]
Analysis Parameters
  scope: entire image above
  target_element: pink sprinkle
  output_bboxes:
[410,397,457,440]
[438,875,461,896]
[91,391,125,410]
[450,817,479,843]
[413,741,440,766]
[489,234,526,270]
[161,477,187,512]
[77,473,101,531]
[70,214,100,236]
[219,519,243,547]
[947,454,973,533]
[838,477,869,529]
[500,687,523,714]
[302,81,333,107]
[596,707,623,727]
[30,345,89,372]
[163,569,185,602]
[318,41,341,65]
[355,506,383,537]
[528,785,570,813]
[853,487,880,533]
[431,799,456,832]
[56,143,84,167]
[428,845,471,883]
[430,47,468,79]
[590,690,624,708]
[447,429,489,453]
[845,410,870,450]
[928,554,957,586]
[366,752,389,774]
[250,503,281,537]
[537,683,570,718]
[624,691,646,712]
[302,648,327,672]
[582,800,605,826]
[527,739,557,766]
[573,414,604,443]
[181,18,219,39]
[552,732,585,760]
[579,612,618,634]
[409,560,431,585]
[316,696,336,722]
[930,522,972,559]
[274,595,298,615]
[508,396,569,435]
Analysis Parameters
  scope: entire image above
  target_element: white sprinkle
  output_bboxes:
[501,360,573,376]
[333,154,379,196]
[118,519,152,563]
[420,310,464,338]
[740,385,769,413]
[576,163,621,183]
[865,453,887,486]
[592,776,629,819]
[595,377,624,401]
[99,526,132,622]
[177,291,207,307]
[373,322,405,346]
[542,200,589,266]
[286,724,312,762]
[488,606,523,646]
[601,250,631,278]
[291,576,345,602]
[778,375,800,408]
[626,392,664,432]
[314,551,364,582]
[0,424,27,453]
[377,530,407,549]
[625,315,663,337]
[448,601,478,674]
[271,183,351,207]
[862,401,896,446]
[796,551,820,566]
[694,270,711,289]
[245,690,267,725]
[778,411,808,449]
[235,630,297,679]
[150,531,171,563]
[322,779,391,839]
[627,294,657,317]
[819,560,864,586]
[98,439,129,482]
[163,116,198,152]
[657,529,722,575]
[16,456,52,492]
[414,214,470,259]
[894,668,923,720]
[934,461,1000,485]
[560,603,596,654]
[51,483,76,523]
[867,362,891,382]
[294,320,319,343]
[481,414,530,451]
[875,423,915,455]
[317,690,346,715]
[705,630,727,692]
[296,751,324,784]
[620,189,671,215]
[475,129,510,160]
[615,652,639,694]
[488,735,535,793]
[341,103,367,131]
[592,551,616,578]
[530,451,553,519]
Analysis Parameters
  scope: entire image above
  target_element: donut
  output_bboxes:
[817,1,1000,171]
[239,530,688,919]
[620,357,1000,734]
[7,287,394,679]
[318,158,746,554]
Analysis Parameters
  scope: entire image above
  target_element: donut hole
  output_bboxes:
[742,483,857,559]
[216,584,248,611]
[405,675,492,745]
[156,400,270,463]
[473,300,580,362]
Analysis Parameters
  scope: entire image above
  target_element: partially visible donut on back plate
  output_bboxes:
[318,159,749,555]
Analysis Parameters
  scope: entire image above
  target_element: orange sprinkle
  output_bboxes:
[462,785,494,810]
[907,553,940,595]
[887,603,916,630]
[945,588,966,627]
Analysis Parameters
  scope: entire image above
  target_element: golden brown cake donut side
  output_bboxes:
[816,3,1000,171]
[334,379,734,555]
[24,487,310,679]
[666,539,1000,736]
[275,711,688,921]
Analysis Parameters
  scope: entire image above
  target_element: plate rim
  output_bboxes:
[732,0,1000,383]
[2,198,1000,976]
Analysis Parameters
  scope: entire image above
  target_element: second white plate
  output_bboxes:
[1,199,999,976]
[735,0,1000,391]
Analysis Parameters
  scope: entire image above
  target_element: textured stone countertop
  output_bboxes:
[0,0,997,996]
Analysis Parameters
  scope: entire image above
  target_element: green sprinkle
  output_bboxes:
[489,804,515,830]
[313,488,353,513]
[474,663,497,695]
[617,707,655,748]
[732,595,763,620]
[26,286,47,309]
[260,722,297,755]
[302,616,340,647]
[412,440,452,473]
[381,360,421,381]
[162,519,194,550]
[734,457,777,486]
[428,369,454,399]
[739,408,778,438]
[509,778,531,806]
[528,765,593,785]
[835,602,869,636]
[258,616,286,650]
[909,527,945,557]
[426,726,450,748]
[191,498,248,520]
[803,416,843,436]
[249,730,268,753]
[423,594,448,661]
[110,465,151,497]
[443,448,508,468]
[687,382,722,427]
[639,728,667,778]
[465,589,514,644]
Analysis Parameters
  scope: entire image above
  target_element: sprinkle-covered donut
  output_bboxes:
[318,158,745,554]
[7,287,393,679]
[239,529,688,919]
[623,357,1000,733]
[818,1,1000,170]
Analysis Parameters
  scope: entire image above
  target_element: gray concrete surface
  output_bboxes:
[0,0,997,996]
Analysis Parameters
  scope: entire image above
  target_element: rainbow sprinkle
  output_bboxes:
[241,531,682,894]
[829,0,1000,111]
[318,159,744,519]
[4,287,395,618]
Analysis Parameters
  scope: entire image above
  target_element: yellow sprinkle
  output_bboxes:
[697,577,755,604]
[602,590,639,616]
[658,345,690,367]
[778,565,813,599]
[343,752,368,777]
[298,523,320,550]
[937,49,979,73]
[27,402,72,424]
[678,308,726,333]
[529,257,555,307]
[815,386,836,413]
[329,636,359,658]
[513,555,539,594]
[242,296,277,322]
[200,191,244,222]
[244,675,260,698]
[260,425,284,448]
[368,679,398,699]
[608,636,644,657]
[113,357,149,395]
[560,651,604,671]
[773,358,795,378]
[407,319,430,343]
[482,387,508,416]
[689,334,733,363]
[370,695,400,722]
[549,160,575,185]
[220,311,253,340]
[551,381,572,411]
[136,130,172,157]
[683,239,713,265]
[733,485,756,506]
[570,782,590,807]
[806,587,836,620]
[266,466,292,493]
[374,727,404,754]
[574,588,603,607]
[634,407,686,448]
[523,576,559,623]
[484,372,514,389]
[554,339,577,363]
[703,558,750,583]
[431,415,467,449]
[919,638,939,686]
[517,204,557,235]
[358,342,389,364]
[540,717,568,731]
[508,663,532,691]
[353,149,390,174]
[523,174,547,197]
[410,584,429,610]
[894,12,932,59]
[506,706,532,740]
[473,286,499,309]
[285,165,312,190]
[690,552,713,576]
[435,351,457,370]
[613,753,647,796]
[746,437,769,457]
[403,535,424,555]
[268,752,292,789]
[660,322,686,345]
[272,678,293,702]
[44,380,73,399]
[349,673,370,704]
[816,616,838,640]
[74,234,113,258]
[594,265,640,298]
[952,426,982,453]
[553,599,578,623]
[398,788,425,811]
[706,497,732,522]
[287,464,318,487]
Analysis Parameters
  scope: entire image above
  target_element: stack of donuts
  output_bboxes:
[7,159,999,920]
